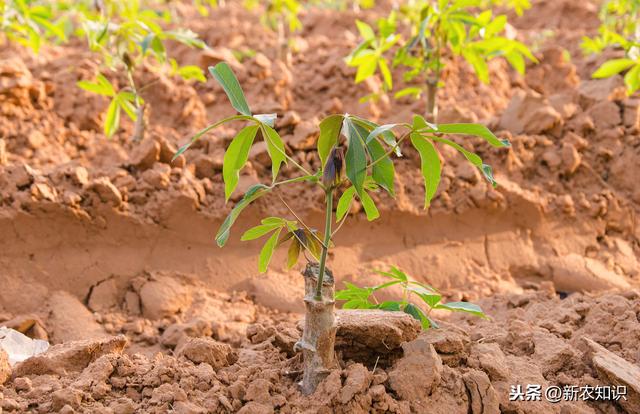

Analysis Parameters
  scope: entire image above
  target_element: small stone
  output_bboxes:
[456,162,481,183]
[52,388,82,411]
[542,150,562,169]
[499,90,563,134]
[31,182,57,201]
[388,337,443,400]
[26,130,46,149]
[176,337,238,369]
[463,369,500,414]
[13,335,126,377]
[194,155,219,179]
[578,77,626,106]
[622,99,639,129]
[561,143,581,174]
[13,376,32,392]
[130,139,160,170]
[89,177,123,207]
[244,378,271,404]
[254,53,271,69]
[340,363,372,403]
[0,348,10,385]
[8,163,36,188]
[584,337,640,413]
[70,166,89,186]
[587,100,621,130]
[138,275,191,320]
[0,138,7,165]
[141,164,171,189]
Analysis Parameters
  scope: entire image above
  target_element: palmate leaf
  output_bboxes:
[360,190,380,221]
[260,124,287,182]
[404,303,430,329]
[336,186,356,222]
[436,123,511,148]
[258,228,281,273]
[318,115,344,169]
[209,62,251,116]
[410,133,441,208]
[367,139,395,196]
[215,184,271,247]
[342,118,368,196]
[104,98,120,138]
[223,125,259,201]
[287,238,301,269]
[435,301,487,318]
[592,58,636,78]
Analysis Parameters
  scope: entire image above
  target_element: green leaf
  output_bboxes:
[412,115,437,132]
[104,98,120,137]
[404,303,430,329]
[77,73,115,97]
[411,133,441,208]
[360,190,380,221]
[367,138,395,196]
[355,20,375,41]
[430,136,482,167]
[318,115,344,169]
[336,186,356,222]
[258,228,281,273]
[624,64,640,94]
[209,62,252,116]
[435,301,487,318]
[592,58,636,79]
[287,238,301,269]
[343,118,368,196]
[223,125,260,201]
[379,59,393,89]
[173,115,254,160]
[240,223,281,241]
[260,124,287,182]
[395,87,423,99]
[376,301,402,311]
[178,65,207,82]
[215,184,271,247]
[355,53,378,83]
[436,123,510,148]
[408,285,441,308]
[375,266,408,282]
[365,124,397,144]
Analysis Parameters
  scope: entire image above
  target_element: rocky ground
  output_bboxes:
[1,0,640,412]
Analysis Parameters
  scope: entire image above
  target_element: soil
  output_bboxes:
[1,0,640,413]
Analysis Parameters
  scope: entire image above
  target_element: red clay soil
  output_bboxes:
[1,0,640,412]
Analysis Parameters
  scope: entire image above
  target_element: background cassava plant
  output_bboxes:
[345,0,536,119]
[1,0,209,139]
[336,266,487,330]
[73,0,208,139]
[174,61,508,393]
[581,0,640,94]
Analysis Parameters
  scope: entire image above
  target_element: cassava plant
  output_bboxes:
[1,0,209,140]
[336,266,486,329]
[345,0,536,120]
[582,0,640,94]
[0,0,69,53]
[74,0,208,140]
[174,62,509,394]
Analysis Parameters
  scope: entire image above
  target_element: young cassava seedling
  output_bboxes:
[1,0,209,140]
[174,62,509,394]
[346,0,536,120]
[582,0,640,94]
[336,266,486,330]
[75,0,208,140]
